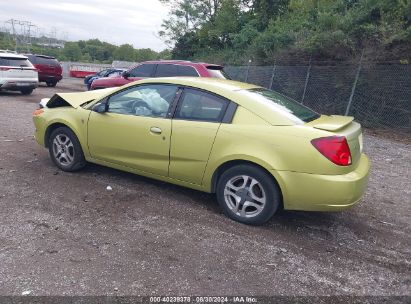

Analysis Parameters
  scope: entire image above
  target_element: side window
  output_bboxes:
[108,70,121,77]
[175,88,228,122]
[129,64,155,77]
[177,65,199,77]
[155,64,178,77]
[108,84,178,118]
[155,64,199,77]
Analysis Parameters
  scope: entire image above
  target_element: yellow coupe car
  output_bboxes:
[33,77,370,225]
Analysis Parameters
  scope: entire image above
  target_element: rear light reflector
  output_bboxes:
[311,136,352,166]
[0,67,10,71]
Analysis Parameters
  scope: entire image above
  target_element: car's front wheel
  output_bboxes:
[216,165,281,225]
[48,127,86,171]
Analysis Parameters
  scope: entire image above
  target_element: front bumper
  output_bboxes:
[33,116,47,147]
[273,154,370,211]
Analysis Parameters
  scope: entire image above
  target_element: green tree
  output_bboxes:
[63,42,82,61]
[160,0,411,64]
[135,48,158,61]
[159,0,224,43]
[113,44,135,61]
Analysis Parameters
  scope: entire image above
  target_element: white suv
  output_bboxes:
[0,51,39,95]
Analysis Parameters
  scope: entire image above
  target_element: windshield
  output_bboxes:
[207,67,230,79]
[245,88,320,123]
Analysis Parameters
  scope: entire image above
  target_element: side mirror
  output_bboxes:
[123,71,130,79]
[92,102,108,113]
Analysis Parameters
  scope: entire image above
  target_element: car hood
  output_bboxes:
[43,88,116,109]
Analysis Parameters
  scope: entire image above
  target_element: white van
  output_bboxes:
[0,52,39,95]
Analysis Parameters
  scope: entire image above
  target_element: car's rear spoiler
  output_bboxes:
[309,115,354,131]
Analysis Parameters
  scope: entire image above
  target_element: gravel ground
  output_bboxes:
[0,78,410,297]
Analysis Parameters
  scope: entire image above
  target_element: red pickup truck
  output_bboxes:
[90,60,229,90]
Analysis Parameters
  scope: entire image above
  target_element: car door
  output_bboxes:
[169,88,230,184]
[87,84,179,176]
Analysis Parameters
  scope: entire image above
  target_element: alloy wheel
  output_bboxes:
[52,134,75,167]
[223,175,266,218]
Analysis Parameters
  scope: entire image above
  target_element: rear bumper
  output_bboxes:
[273,154,370,211]
[0,81,38,91]
[38,74,63,82]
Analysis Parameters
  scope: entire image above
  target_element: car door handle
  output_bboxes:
[150,127,162,134]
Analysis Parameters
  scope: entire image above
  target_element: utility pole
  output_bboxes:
[5,19,35,52]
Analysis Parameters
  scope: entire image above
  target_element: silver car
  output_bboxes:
[0,51,38,95]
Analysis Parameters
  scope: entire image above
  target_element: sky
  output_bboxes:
[0,0,170,51]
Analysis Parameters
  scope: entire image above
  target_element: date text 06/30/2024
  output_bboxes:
[149,296,258,303]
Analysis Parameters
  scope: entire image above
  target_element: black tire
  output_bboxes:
[48,127,86,172]
[216,164,281,225]
[21,88,33,95]
[46,81,57,87]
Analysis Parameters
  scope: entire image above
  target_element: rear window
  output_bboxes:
[245,88,320,122]
[0,57,32,67]
[207,66,230,79]
[34,56,59,66]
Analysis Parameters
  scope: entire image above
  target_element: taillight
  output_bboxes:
[0,67,10,71]
[311,136,352,166]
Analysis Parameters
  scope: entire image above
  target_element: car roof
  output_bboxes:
[26,54,57,60]
[0,52,28,59]
[136,77,255,90]
[136,60,223,68]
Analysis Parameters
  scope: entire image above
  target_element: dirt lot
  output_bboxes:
[0,78,410,297]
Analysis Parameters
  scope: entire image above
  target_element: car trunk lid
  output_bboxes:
[0,55,37,79]
[307,115,363,166]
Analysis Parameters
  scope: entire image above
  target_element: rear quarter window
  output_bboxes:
[244,88,320,123]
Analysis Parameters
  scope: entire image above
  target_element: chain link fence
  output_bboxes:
[225,63,411,132]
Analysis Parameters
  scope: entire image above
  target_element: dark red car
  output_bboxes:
[90,60,229,90]
[26,54,63,87]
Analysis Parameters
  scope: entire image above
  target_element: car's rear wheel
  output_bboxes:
[21,88,33,95]
[216,165,281,225]
[46,80,57,87]
[48,127,86,172]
